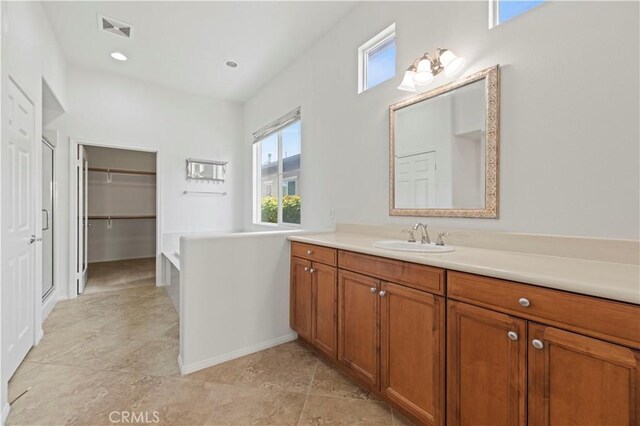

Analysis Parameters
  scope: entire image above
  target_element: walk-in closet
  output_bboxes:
[79,145,157,294]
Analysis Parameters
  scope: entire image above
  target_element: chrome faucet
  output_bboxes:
[412,223,431,244]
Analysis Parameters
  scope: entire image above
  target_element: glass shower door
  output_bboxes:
[42,139,54,299]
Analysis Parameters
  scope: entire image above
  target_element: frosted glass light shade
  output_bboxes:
[441,50,465,76]
[398,70,417,92]
[414,58,434,85]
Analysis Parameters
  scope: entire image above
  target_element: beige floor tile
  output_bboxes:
[391,409,415,426]
[309,361,377,400]
[131,377,222,425]
[8,263,395,426]
[85,258,156,294]
[207,383,307,425]
[182,353,258,385]
[238,346,319,393]
[299,395,393,425]
[7,365,155,426]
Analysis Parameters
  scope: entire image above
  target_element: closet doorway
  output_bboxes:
[76,144,158,295]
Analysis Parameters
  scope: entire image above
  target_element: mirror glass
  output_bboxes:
[390,66,499,218]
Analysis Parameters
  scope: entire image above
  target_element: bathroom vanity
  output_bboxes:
[288,235,640,426]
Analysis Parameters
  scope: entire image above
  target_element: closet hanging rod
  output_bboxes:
[182,190,227,196]
[88,215,156,220]
[88,167,156,176]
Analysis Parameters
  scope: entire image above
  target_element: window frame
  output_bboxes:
[358,23,396,94]
[489,0,545,28]
[253,119,301,228]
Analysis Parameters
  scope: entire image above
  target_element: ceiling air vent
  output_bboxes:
[97,15,133,39]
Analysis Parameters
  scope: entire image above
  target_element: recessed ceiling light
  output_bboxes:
[225,60,238,68]
[111,52,128,61]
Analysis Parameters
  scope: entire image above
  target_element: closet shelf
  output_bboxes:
[88,167,156,176]
[88,215,156,220]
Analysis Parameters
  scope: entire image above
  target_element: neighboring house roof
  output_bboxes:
[261,154,300,175]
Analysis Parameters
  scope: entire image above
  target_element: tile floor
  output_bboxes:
[8,284,412,425]
[85,258,156,294]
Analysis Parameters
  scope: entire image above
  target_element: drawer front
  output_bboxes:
[338,250,445,295]
[448,271,640,349]
[291,242,337,266]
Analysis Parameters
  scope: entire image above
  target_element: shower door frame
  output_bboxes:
[68,138,162,299]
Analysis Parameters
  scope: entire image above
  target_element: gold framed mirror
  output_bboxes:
[389,65,499,218]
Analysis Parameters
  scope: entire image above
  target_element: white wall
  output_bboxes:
[179,231,301,373]
[0,1,68,420]
[50,66,244,298]
[243,1,640,240]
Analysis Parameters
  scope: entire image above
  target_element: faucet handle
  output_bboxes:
[402,229,416,243]
[435,232,449,246]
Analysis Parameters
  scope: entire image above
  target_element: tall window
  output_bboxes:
[358,23,396,93]
[490,0,544,27]
[253,108,301,226]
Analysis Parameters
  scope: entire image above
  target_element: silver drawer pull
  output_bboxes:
[379,290,387,297]
[370,287,377,293]
[306,250,313,255]
[531,339,544,350]
[518,298,530,307]
[304,267,309,272]
[507,331,519,341]
[309,268,315,274]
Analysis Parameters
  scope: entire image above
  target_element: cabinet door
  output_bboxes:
[290,256,312,340]
[312,262,338,359]
[338,269,380,387]
[447,301,527,426]
[380,282,446,426]
[529,323,640,426]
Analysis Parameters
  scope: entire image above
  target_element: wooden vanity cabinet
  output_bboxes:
[528,323,640,426]
[448,272,640,426]
[380,282,446,425]
[338,269,380,387]
[290,256,312,340]
[447,301,527,426]
[290,243,338,359]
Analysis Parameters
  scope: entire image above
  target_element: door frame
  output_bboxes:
[67,138,162,299]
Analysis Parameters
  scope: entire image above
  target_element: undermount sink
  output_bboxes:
[373,240,455,253]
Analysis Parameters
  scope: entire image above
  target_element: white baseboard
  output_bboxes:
[2,403,11,425]
[42,290,58,321]
[179,333,298,375]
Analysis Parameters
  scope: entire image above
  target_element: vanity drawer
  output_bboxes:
[338,250,445,295]
[291,242,337,266]
[448,271,640,349]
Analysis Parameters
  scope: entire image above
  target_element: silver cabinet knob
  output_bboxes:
[309,268,315,274]
[531,339,544,350]
[507,331,519,341]
[379,290,387,297]
[306,250,313,255]
[518,298,530,307]
[304,267,309,272]
[370,287,377,293]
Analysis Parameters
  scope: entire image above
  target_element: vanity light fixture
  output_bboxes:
[110,52,128,61]
[398,48,465,92]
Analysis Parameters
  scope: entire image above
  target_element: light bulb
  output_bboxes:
[413,58,434,85]
[398,70,417,92]
[110,52,127,61]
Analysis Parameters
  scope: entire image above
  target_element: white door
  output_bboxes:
[395,151,437,208]
[2,79,36,379]
[42,140,54,300]
[77,146,88,294]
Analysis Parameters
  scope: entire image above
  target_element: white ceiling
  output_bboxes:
[42,1,356,102]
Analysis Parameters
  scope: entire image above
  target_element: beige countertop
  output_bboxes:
[289,232,640,305]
